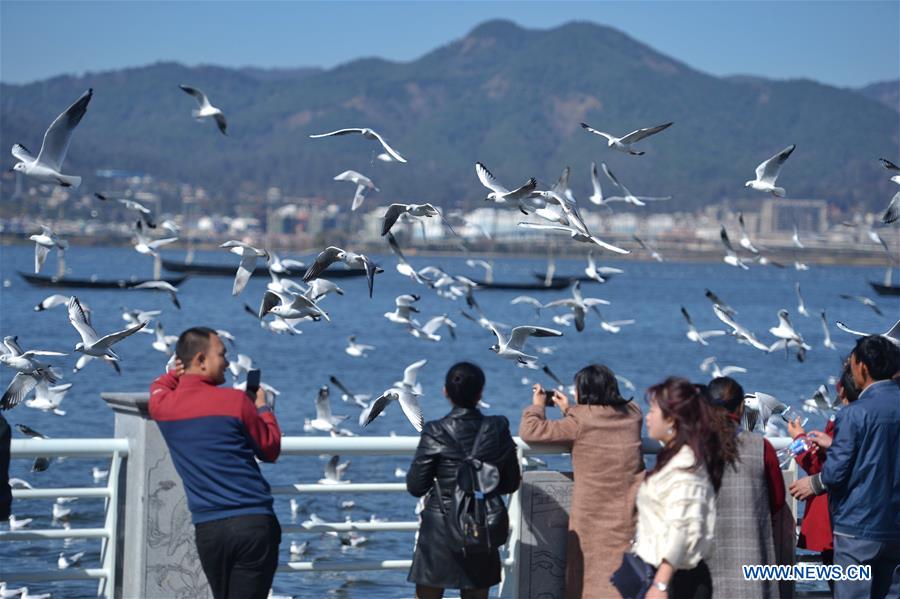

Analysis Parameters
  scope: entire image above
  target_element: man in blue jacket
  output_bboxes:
[790,335,900,599]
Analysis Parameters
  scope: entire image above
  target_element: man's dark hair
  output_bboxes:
[445,362,485,409]
[175,327,218,366]
[839,361,860,403]
[574,364,628,406]
[851,335,900,381]
[707,376,745,414]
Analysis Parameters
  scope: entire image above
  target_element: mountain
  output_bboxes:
[2,20,898,213]
[857,79,899,112]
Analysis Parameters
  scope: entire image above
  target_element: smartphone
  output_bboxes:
[544,389,555,407]
[246,369,261,398]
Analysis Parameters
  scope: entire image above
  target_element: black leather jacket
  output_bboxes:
[406,407,521,512]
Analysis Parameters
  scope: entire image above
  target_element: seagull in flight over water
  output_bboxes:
[179,85,228,135]
[745,144,795,197]
[580,121,672,155]
[310,127,407,163]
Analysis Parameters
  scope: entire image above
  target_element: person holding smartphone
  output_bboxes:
[519,364,644,599]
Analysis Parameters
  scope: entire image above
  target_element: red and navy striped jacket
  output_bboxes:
[149,372,281,524]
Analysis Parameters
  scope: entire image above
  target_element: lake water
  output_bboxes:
[0,243,895,597]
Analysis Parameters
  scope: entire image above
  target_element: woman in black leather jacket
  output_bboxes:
[406,362,521,599]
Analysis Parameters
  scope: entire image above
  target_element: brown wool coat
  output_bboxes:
[520,402,645,599]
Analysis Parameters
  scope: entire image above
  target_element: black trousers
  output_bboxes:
[669,560,712,599]
[194,513,281,599]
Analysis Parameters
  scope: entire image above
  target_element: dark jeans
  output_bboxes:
[670,560,711,599]
[195,513,281,599]
[833,534,900,599]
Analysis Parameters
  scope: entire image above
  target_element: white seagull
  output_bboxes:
[719,226,749,270]
[179,84,228,135]
[839,294,883,316]
[681,307,726,346]
[745,144,795,197]
[475,162,538,210]
[585,251,623,283]
[29,225,68,274]
[700,356,747,378]
[310,127,407,162]
[381,203,456,237]
[713,305,769,351]
[24,381,72,416]
[362,359,427,432]
[132,280,181,309]
[310,386,348,432]
[834,319,900,345]
[632,235,663,262]
[34,293,72,312]
[737,212,760,254]
[580,121,672,155]
[820,310,837,350]
[345,336,375,358]
[221,241,269,296]
[259,289,329,321]
[543,281,610,332]
[329,375,371,409]
[67,296,148,360]
[11,88,93,188]
[303,246,382,298]
[795,282,810,317]
[57,550,85,569]
[601,163,671,206]
[489,325,563,364]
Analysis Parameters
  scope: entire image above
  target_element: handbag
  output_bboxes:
[610,551,655,599]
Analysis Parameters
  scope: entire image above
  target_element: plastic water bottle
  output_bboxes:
[776,435,811,467]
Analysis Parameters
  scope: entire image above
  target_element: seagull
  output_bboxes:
[791,282,810,317]
[132,280,181,309]
[600,163,671,206]
[745,144,795,197]
[29,225,68,274]
[475,162,538,210]
[713,305,769,351]
[384,294,420,324]
[151,323,177,355]
[834,319,900,346]
[584,251,623,283]
[73,353,121,375]
[310,386,348,432]
[318,455,351,484]
[34,293,72,312]
[588,161,608,206]
[179,84,227,135]
[382,203,456,237]
[736,212,760,254]
[700,356,747,378]
[0,582,25,598]
[268,252,306,276]
[839,294,883,316]
[345,336,375,358]
[883,191,900,224]
[310,127,407,162]
[705,289,737,317]
[819,310,837,350]
[8,515,33,531]
[95,194,158,228]
[467,259,494,284]
[221,241,269,296]
[52,501,72,520]
[290,540,308,557]
[632,235,663,262]
[362,360,426,432]
[329,376,371,409]
[227,353,253,379]
[791,225,804,249]
[11,88,93,188]
[68,296,147,359]
[768,309,809,360]
[24,381,71,416]
[580,121,672,155]
[122,307,160,334]
[744,391,788,430]
[304,247,382,298]
[92,466,109,481]
[334,170,378,211]
[681,307,726,346]
[719,226,749,270]
[519,220,629,254]
[9,478,33,490]
[597,315,636,334]
[1,338,65,409]
[133,224,177,259]
[57,550,84,569]
[489,325,563,364]
[259,289,329,321]
[409,314,457,342]
[385,233,428,284]
[511,295,543,318]
[19,587,52,599]
[802,384,839,418]
[543,281,610,332]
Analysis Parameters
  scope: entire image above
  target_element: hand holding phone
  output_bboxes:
[544,389,556,407]
[246,369,261,398]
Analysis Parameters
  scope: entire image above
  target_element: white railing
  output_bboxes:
[5,435,802,597]
[3,438,128,598]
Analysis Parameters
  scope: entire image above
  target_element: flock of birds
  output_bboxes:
[3,83,900,596]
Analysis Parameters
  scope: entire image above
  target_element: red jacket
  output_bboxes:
[794,419,835,552]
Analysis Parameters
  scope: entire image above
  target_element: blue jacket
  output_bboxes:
[822,379,900,542]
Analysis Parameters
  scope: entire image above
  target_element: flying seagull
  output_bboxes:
[601,163,671,206]
[795,282,810,317]
[95,194,158,228]
[220,241,269,296]
[839,294,883,316]
[736,212,760,254]
[67,296,147,360]
[745,144,795,197]
[475,162,538,211]
[543,281,610,332]
[132,280,181,309]
[29,225,68,274]
[713,305,769,351]
[719,226,749,270]
[632,235,663,262]
[303,246,382,298]
[835,319,900,345]
[362,359,427,432]
[11,88,93,188]
[318,455,351,485]
[309,127,407,163]
[681,307,726,346]
[489,325,563,364]
[381,203,457,237]
[705,289,737,317]
[819,310,837,350]
[178,85,228,135]
[580,121,672,155]
[334,170,378,211]
[258,289,329,321]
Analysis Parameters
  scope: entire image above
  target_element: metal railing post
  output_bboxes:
[97,449,125,598]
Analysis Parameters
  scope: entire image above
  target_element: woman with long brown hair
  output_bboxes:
[632,377,736,599]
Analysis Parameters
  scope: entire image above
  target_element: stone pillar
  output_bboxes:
[514,471,573,599]
[102,392,212,599]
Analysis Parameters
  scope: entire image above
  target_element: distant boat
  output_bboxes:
[161,259,365,279]
[19,272,188,290]
[870,267,900,296]
[532,272,615,284]
[470,278,572,291]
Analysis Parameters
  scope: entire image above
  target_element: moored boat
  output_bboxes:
[18,271,189,289]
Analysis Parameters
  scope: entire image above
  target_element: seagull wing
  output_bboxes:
[233,251,260,296]
[882,191,900,224]
[324,455,339,480]
[351,184,367,211]
[259,290,285,317]
[879,158,900,172]
[589,162,604,201]
[11,143,35,163]
[309,128,364,138]
[178,85,211,108]
[303,247,342,282]
[835,321,867,337]
[402,359,427,387]
[508,326,563,351]
[618,122,673,144]
[397,390,424,432]
[94,320,148,349]
[362,391,394,427]
[580,122,614,141]
[1,373,40,410]
[361,255,378,298]
[36,88,92,171]
[67,296,99,344]
[315,388,333,421]
[381,204,407,236]
[475,162,509,195]
[720,226,738,253]
[329,376,357,399]
[213,113,228,135]
[756,144,796,184]
[505,177,538,201]
[369,129,407,163]
[681,306,695,326]
[34,243,50,273]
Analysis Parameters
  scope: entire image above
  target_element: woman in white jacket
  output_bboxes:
[633,377,736,599]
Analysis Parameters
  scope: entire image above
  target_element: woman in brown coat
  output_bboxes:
[520,364,645,599]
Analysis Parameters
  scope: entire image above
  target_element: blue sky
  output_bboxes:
[1,1,897,87]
